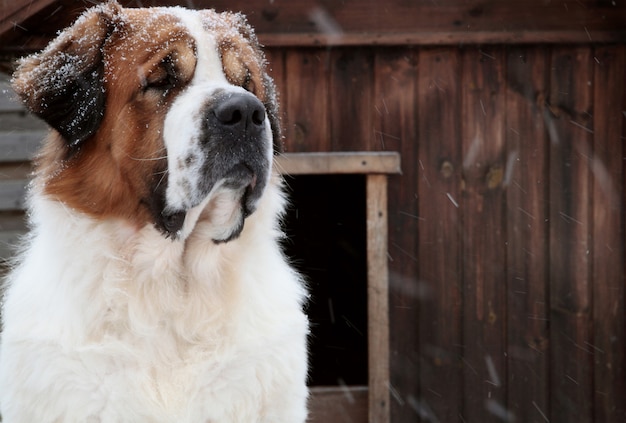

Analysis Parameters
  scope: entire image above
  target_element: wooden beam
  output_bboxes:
[275,152,401,175]
[0,0,58,44]
[258,30,626,47]
[2,0,625,55]
[6,28,626,55]
[366,174,390,423]
[308,386,368,422]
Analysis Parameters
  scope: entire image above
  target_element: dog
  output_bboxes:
[0,1,309,422]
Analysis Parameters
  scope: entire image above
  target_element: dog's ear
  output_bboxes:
[262,73,283,154]
[11,1,122,148]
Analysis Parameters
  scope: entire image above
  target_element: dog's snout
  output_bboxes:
[214,93,266,129]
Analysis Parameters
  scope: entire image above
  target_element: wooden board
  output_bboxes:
[0,0,57,48]
[504,46,551,423]
[548,46,594,422]
[307,386,368,422]
[275,152,400,175]
[591,45,626,422]
[0,131,44,161]
[372,47,420,423]
[329,49,374,151]
[460,46,507,423]
[284,48,331,152]
[365,174,390,423]
[2,0,626,52]
[415,47,464,423]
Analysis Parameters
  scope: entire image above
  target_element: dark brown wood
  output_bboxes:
[283,48,331,152]
[0,0,92,54]
[504,46,551,422]
[591,45,626,423]
[415,47,464,423]
[372,47,420,423]
[257,30,626,47]
[0,0,57,45]
[307,386,368,422]
[3,0,626,53]
[329,48,374,152]
[460,46,507,423]
[548,46,593,422]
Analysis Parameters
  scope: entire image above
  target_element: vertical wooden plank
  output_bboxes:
[329,48,374,151]
[591,45,626,422]
[415,47,464,423]
[284,48,331,152]
[505,46,551,422]
[460,46,508,423]
[372,47,419,422]
[367,174,390,423]
[547,46,593,422]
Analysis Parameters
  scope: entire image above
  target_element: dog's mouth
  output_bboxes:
[158,161,268,241]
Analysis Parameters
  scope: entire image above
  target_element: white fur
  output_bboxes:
[0,177,309,423]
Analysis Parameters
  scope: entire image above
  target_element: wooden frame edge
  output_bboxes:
[276,151,398,423]
[275,151,401,176]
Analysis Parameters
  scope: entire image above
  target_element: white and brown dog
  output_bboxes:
[0,1,308,422]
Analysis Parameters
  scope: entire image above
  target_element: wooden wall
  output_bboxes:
[1,43,625,423]
[264,44,626,422]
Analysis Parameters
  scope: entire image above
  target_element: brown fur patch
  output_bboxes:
[199,10,267,102]
[35,7,197,230]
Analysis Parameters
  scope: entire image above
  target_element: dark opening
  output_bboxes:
[282,174,368,386]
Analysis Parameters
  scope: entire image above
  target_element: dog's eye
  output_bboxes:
[242,72,254,93]
[144,57,178,92]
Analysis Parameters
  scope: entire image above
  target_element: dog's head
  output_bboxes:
[12,1,281,242]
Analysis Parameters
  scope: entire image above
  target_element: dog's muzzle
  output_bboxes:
[158,90,271,240]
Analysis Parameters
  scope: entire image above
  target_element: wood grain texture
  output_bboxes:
[460,46,507,423]
[366,174,390,423]
[591,45,626,423]
[329,48,374,151]
[284,48,331,152]
[3,0,626,52]
[504,46,551,423]
[372,48,420,423]
[415,47,464,423]
[548,46,594,422]
[275,152,400,175]
[307,386,368,422]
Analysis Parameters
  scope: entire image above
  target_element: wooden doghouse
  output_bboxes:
[1,1,626,422]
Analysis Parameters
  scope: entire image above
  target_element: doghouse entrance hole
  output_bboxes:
[282,174,368,387]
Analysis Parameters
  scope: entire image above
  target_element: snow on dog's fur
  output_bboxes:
[0,2,309,422]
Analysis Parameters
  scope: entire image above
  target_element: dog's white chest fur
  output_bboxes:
[0,185,308,423]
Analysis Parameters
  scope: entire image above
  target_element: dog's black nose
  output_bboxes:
[214,93,266,129]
